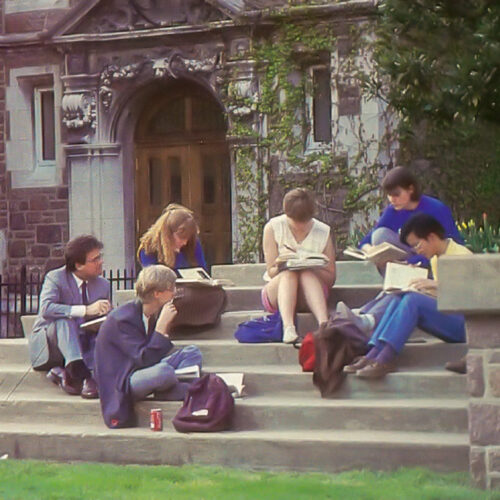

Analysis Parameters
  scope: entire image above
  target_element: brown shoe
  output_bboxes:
[343,356,371,374]
[59,371,82,396]
[46,366,65,386]
[445,356,467,375]
[356,361,397,379]
[81,377,99,399]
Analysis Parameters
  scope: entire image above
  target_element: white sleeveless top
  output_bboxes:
[264,214,331,280]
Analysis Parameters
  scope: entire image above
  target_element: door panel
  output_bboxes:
[135,143,231,266]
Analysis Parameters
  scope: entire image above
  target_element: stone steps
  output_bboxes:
[0,338,467,368]
[114,284,383,312]
[0,362,467,399]
[211,262,383,287]
[0,394,468,433]
[0,423,468,473]
[2,263,469,473]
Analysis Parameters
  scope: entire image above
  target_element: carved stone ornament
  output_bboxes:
[227,79,258,117]
[99,52,219,110]
[62,93,96,130]
[99,61,145,109]
[152,51,218,78]
[72,0,226,35]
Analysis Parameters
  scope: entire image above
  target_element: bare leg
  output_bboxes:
[299,270,329,325]
[263,271,299,327]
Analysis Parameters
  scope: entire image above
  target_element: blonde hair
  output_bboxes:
[135,265,177,303]
[138,203,199,268]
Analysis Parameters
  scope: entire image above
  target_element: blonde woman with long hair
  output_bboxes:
[137,204,225,329]
[138,204,207,271]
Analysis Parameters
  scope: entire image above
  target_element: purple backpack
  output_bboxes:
[172,374,234,432]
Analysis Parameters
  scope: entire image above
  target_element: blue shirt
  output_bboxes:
[139,239,208,272]
[359,195,463,266]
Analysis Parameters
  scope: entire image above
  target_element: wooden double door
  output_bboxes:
[135,141,232,266]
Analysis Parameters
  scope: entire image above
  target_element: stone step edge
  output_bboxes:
[0,363,469,377]
[0,394,468,409]
[0,423,469,444]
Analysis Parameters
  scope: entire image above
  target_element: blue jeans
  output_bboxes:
[368,292,466,353]
[360,292,402,324]
[129,345,202,400]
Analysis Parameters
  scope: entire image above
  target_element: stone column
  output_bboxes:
[65,143,128,270]
[439,254,500,489]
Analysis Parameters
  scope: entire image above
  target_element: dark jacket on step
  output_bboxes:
[313,316,369,397]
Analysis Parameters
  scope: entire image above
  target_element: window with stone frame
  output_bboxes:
[306,65,333,149]
[33,86,56,165]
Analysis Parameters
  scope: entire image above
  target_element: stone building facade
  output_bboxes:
[0,0,389,274]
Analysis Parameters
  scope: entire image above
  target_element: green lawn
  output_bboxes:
[0,461,499,500]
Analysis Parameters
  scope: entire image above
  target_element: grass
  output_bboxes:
[0,461,499,500]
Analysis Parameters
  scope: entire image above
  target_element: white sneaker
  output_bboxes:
[283,325,299,344]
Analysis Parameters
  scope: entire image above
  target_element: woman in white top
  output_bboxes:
[262,188,336,343]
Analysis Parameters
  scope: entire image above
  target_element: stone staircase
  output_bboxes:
[0,262,469,472]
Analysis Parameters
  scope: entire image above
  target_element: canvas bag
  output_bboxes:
[172,373,234,432]
[171,284,227,329]
[234,311,283,343]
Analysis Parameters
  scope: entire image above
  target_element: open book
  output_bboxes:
[80,315,107,333]
[383,262,429,294]
[177,267,234,287]
[216,372,245,398]
[344,242,409,265]
[276,250,329,272]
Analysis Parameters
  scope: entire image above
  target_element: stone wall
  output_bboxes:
[438,254,500,489]
[6,187,69,275]
[467,317,500,489]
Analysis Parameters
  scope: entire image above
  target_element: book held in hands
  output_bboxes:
[176,267,234,287]
[383,262,430,294]
[344,242,408,265]
[80,315,107,333]
[276,250,329,272]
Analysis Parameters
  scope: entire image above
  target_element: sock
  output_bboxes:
[363,314,376,331]
[375,342,398,364]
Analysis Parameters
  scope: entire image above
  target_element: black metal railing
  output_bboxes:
[0,266,137,338]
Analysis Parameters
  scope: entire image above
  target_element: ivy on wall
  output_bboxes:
[222,19,396,262]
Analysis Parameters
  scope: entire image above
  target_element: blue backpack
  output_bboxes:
[234,311,283,343]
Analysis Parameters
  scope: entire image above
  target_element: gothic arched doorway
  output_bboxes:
[134,80,232,266]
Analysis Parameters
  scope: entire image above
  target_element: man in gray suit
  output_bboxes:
[29,235,111,398]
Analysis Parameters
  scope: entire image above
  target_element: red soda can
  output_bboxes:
[150,408,163,431]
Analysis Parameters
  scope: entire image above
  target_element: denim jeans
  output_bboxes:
[368,292,466,353]
[129,345,202,400]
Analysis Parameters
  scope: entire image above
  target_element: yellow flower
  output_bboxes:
[461,222,467,230]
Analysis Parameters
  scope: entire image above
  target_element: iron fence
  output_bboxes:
[0,266,137,338]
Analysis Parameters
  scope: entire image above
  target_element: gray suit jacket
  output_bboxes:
[29,266,110,370]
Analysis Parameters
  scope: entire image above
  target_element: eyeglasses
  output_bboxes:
[86,253,104,264]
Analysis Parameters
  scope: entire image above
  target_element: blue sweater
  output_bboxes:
[139,239,208,272]
[360,195,463,266]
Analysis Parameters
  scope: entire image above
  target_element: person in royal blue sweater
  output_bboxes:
[359,166,463,269]
[138,204,225,330]
[138,203,207,272]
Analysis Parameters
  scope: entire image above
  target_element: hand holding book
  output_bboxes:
[407,277,438,297]
[275,249,329,272]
